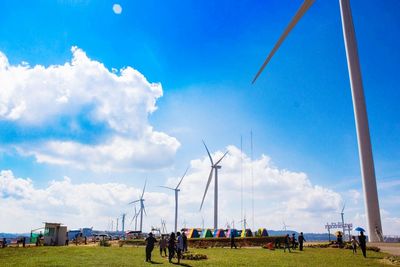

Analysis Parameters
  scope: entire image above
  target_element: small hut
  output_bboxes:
[43,222,67,246]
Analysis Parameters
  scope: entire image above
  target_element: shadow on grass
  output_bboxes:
[148,260,163,264]
[171,262,192,267]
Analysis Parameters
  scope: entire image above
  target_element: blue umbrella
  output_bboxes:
[355,227,365,232]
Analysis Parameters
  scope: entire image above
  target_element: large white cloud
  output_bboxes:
[0,47,180,171]
[1,147,398,234]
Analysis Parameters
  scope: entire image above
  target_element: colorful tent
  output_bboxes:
[226,229,238,238]
[241,229,253,237]
[213,229,226,238]
[187,228,200,238]
[257,228,269,237]
[201,229,214,238]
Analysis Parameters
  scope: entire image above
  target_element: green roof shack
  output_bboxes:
[43,222,67,246]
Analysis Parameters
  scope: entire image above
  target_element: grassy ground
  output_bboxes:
[0,246,389,266]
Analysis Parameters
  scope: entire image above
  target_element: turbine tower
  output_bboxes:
[199,140,229,229]
[251,0,382,242]
[341,203,346,239]
[129,180,147,232]
[159,166,189,233]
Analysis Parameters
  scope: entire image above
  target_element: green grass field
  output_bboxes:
[0,246,388,266]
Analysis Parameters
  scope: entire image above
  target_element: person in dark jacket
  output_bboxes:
[298,232,306,251]
[291,233,297,249]
[230,231,237,249]
[182,232,188,252]
[358,231,367,258]
[145,232,157,262]
[167,232,176,263]
[283,234,291,252]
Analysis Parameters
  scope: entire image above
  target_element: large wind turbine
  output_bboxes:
[159,166,189,233]
[199,141,229,229]
[252,0,383,242]
[128,180,147,232]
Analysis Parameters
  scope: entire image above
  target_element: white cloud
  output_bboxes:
[0,47,180,171]
[1,147,398,235]
[112,4,122,14]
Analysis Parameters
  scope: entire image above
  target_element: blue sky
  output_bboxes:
[0,0,399,234]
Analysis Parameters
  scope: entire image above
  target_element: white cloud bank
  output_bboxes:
[2,146,397,234]
[0,47,180,171]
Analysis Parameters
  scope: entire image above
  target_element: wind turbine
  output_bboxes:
[129,205,140,231]
[159,166,189,233]
[251,0,382,242]
[128,180,147,232]
[282,221,291,232]
[199,140,229,229]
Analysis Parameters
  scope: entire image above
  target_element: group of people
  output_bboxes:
[351,232,367,258]
[338,231,367,257]
[145,231,188,263]
[283,232,306,252]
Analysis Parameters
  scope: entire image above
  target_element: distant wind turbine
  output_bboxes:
[251,0,382,242]
[282,221,291,232]
[128,180,147,232]
[199,140,229,229]
[129,205,140,231]
[159,166,189,233]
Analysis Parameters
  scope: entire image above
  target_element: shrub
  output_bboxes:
[99,240,111,247]
[181,253,208,260]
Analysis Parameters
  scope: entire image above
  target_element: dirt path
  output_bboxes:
[369,242,400,256]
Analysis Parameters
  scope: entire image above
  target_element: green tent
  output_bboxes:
[201,229,213,238]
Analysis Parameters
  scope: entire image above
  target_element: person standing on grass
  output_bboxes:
[145,232,157,262]
[167,232,176,263]
[358,231,367,258]
[291,233,297,249]
[351,236,359,254]
[182,232,188,252]
[159,235,167,257]
[298,232,306,251]
[230,231,237,249]
[283,234,291,253]
[176,232,184,264]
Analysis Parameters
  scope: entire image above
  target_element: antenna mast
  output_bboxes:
[240,135,244,229]
[251,130,254,230]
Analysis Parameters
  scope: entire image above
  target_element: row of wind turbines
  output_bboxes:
[127,141,229,234]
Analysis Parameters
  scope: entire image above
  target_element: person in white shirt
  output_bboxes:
[176,232,184,264]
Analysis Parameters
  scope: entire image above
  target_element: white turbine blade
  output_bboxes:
[128,199,140,205]
[176,166,189,189]
[158,185,175,191]
[214,151,229,166]
[199,168,214,210]
[252,0,316,84]
[141,180,147,199]
[202,140,214,165]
